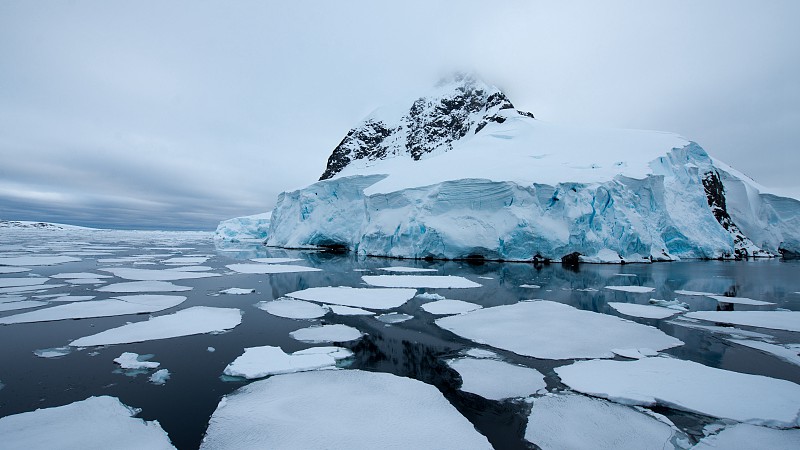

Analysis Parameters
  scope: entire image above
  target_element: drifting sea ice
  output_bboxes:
[97,281,192,293]
[727,339,800,367]
[420,299,482,315]
[0,255,80,266]
[289,324,363,343]
[249,257,302,264]
[218,288,255,295]
[292,346,353,360]
[69,306,242,347]
[524,393,679,450]
[114,352,160,369]
[223,345,337,379]
[520,284,541,289]
[0,267,30,274]
[0,277,50,288]
[607,302,680,319]
[416,292,446,300]
[149,369,170,385]
[556,357,800,427]
[706,295,775,306]
[363,275,481,288]
[667,319,774,339]
[43,295,96,302]
[692,423,800,450]
[376,312,414,324]
[0,300,48,312]
[464,348,499,359]
[33,347,72,358]
[226,263,321,274]
[286,286,416,310]
[674,290,718,296]
[684,311,800,332]
[50,272,111,279]
[200,370,492,449]
[604,285,655,293]
[0,396,175,449]
[447,358,545,400]
[99,268,219,281]
[0,295,186,324]
[162,256,209,265]
[165,265,213,272]
[326,304,373,315]
[377,266,437,273]
[435,301,683,359]
[256,299,328,319]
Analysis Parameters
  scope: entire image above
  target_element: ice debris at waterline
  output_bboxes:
[256,299,328,319]
[446,357,545,400]
[114,352,160,369]
[435,300,682,359]
[362,275,481,288]
[200,370,491,449]
[0,396,175,449]
[0,295,186,324]
[289,324,363,343]
[286,286,416,310]
[149,369,170,385]
[223,345,346,379]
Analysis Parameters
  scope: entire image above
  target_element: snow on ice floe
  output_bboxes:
[376,312,414,324]
[33,347,71,358]
[0,283,64,295]
[0,277,50,288]
[100,267,219,281]
[0,267,31,274]
[165,265,213,272]
[200,370,491,449]
[249,257,302,264]
[685,311,800,332]
[219,288,254,295]
[0,300,48,312]
[97,281,192,293]
[556,357,800,427]
[0,295,186,324]
[447,358,545,400]
[706,295,775,306]
[435,301,683,359]
[226,263,321,274]
[668,319,774,339]
[286,286,416,310]
[727,339,800,367]
[43,295,96,302]
[289,324,363,343]
[223,345,339,379]
[149,369,170,385]
[675,290,718,296]
[162,256,209,265]
[0,396,175,449]
[692,423,800,450]
[0,295,26,303]
[604,285,655,293]
[377,266,437,273]
[292,346,353,360]
[51,272,111,279]
[256,299,328,320]
[608,302,679,319]
[326,304,373,315]
[0,255,80,266]
[416,292,446,300]
[114,352,160,369]
[420,299,482,315]
[69,307,242,347]
[363,275,481,289]
[525,393,680,450]
[64,278,106,285]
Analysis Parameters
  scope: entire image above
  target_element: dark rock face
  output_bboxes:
[320,119,398,181]
[702,171,761,258]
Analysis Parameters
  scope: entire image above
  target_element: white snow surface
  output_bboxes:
[0,267,30,273]
[114,352,160,369]
[161,256,209,265]
[0,255,80,266]
[420,299,482,315]
[435,300,683,359]
[0,300,48,312]
[99,267,219,281]
[556,357,800,427]
[525,393,679,450]
[685,311,800,332]
[69,306,242,346]
[0,396,174,449]
[0,295,186,324]
[97,281,192,293]
[447,358,545,400]
[362,275,481,288]
[706,295,775,306]
[691,423,800,450]
[608,302,680,319]
[223,345,337,379]
[219,288,254,295]
[256,299,328,319]
[727,339,800,366]
[605,285,656,293]
[200,370,491,449]
[286,286,416,310]
[289,324,363,343]
[51,272,111,279]
[225,263,320,274]
[675,290,718,296]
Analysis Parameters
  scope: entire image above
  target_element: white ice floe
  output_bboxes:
[50,272,112,279]
[256,299,328,319]
[604,286,655,293]
[727,339,800,367]
[223,345,338,379]
[249,257,302,264]
[0,255,80,266]
[611,348,658,359]
[289,324,363,343]
[44,295,96,302]
[556,357,800,428]
[100,268,219,281]
[685,311,800,332]
[649,299,689,311]
[33,347,71,358]
[520,284,541,289]
[292,346,353,360]
[435,301,683,359]
[608,302,679,319]
[97,281,192,293]
[286,286,416,310]
[692,423,800,450]
[69,306,242,347]
[64,278,106,285]
[0,284,65,294]
[326,304,373,315]
[363,275,481,288]
[376,312,414,324]
[464,348,499,359]
[219,288,255,295]
[576,288,599,292]
[668,319,774,339]
[706,295,775,306]
[165,265,213,272]
[675,290,718,296]
[420,299,482,315]
[149,369,170,385]
[162,256,209,265]
[0,267,30,274]
[525,393,679,450]
[416,292,446,300]
[200,370,491,449]
[226,263,321,274]
[0,396,174,449]
[377,266,438,273]
[0,277,50,288]
[0,300,48,312]
[447,358,545,400]
[0,295,26,303]
[0,295,186,324]
[114,352,160,369]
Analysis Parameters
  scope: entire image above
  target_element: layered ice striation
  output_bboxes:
[220,74,800,262]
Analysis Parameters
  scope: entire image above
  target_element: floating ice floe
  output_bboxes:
[668,319,774,339]
[377,266,438,273]
[226,263,321,274]
[0,277,50,288]
[249,257,302,264]
[674,290,718,296]
[44,295,96,302]
[162,256,209,265]
[447,358,545,400]
[435,301,682,359]
[149,369,170,385]
[292,346,353,360]
[64,278,106,285]
[363,275,481,289]
[0,255,80,266]
[604,286,655,293]
[0,283,65,294]
[0,295,186,324]
[727,339,800,367]
[69,307,242,347]
[219,288,255,295]
[50,272,112,279]
[200,370,491,449]
[706,295,775,306]
[376,312,414,324]
[256,299,328,319]
[326,304,373,315]
[611,348,658,359]
[556,357,800,427]
[33,347,71,358]
[607,302,679,319]
[614,273,637,277]
[100,268,219,281]
[692,423,800,450]
[223,345,338,379]
[97,281,192,293]
[520,284,541,289]
[464,348,498,359]
[286,286,416,310]
[207,347,215,352]
[289,324,363,343]
[685,311,800,332]
[0,267,30,274]
[0,295,26,303]
[576,288,599,292]
[165,265,213,272]
[525,393,679,450]
[0,396,175,449]
[114,352,160,369]
[420,299,482,315]
[0,300,48,312]
[416,292,446,300]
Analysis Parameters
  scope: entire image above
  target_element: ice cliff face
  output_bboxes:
[214,212,271,242]
[240,74,800,262]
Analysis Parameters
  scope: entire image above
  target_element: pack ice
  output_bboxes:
[219,74,800,262]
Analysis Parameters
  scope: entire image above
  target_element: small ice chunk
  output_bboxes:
[257,299,328,320]
[0,300,48,312]
[249,257,303,264]
[0,255,80,266]
[50,272,112,279]
[608,302,679,319]
[97,281,192,293]
[464,348,498,359]
[685,311,800,332]
[377,266,437,273]
[226,263,320,274]
[477,276,493,280]
[520,284,540,289]
[576,288,599,292]
[707,295,775,306]
[728,339,800,367]
[363,275,481,289]
[604,286,655,293]
[692,423,800,450]
[376,312,414,324]
[162,256,209,265]
[447,358,545,400]
[326,304,373,315]
[416,292,446,300]
[674,290,718,296]
[114,352,160,369]
[149,369,171,385]
[33,347,71,358]
[219,288,255,295]
[289,324,363,343]
[207,347,215,352]
[614,273,637,277]
[421,299,482,315]
[100,267,218,281]
[0,295,186,324]
[0,277,50,288]
[286,286,416,310]
[223,345,337,379]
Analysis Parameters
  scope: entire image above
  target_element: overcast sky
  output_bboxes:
[1,1,798,230]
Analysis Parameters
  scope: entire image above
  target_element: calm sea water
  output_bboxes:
[0,230,798,449]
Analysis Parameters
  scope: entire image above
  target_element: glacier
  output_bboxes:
[222,74,800,262]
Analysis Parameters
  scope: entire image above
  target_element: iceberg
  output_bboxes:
[214,212,271,242]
